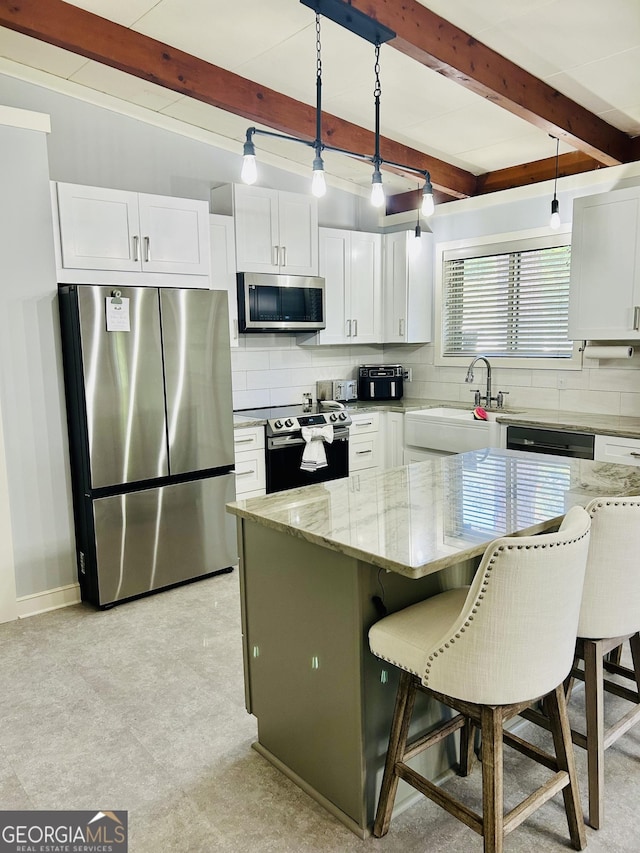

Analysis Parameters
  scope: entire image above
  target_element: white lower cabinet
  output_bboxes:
[594,434,640,467]
[384,412,404,469]
[234,426,266,498]
[349,412,382,472]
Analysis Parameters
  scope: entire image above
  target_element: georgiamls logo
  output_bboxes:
[0,809,128,851]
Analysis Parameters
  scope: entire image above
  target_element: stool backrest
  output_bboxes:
[579,497,640,639]
[424,505,591,705]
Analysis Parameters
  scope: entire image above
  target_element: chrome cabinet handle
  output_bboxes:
[280,246,286,267]
[356,449,372,455]
[237,469,256,475]
[399,318,405,336]
[346,319,352,337]
[143,236,150,262]
[353,319,358,337]
[233,319,238,340]
[634,306,640,331]
[132,235,139,262]
[629,452,640,458]
[355,421,373,427]
[234,437,254,445]
[272,246,279,266]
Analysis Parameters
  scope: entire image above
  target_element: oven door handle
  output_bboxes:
[268,429,349,449]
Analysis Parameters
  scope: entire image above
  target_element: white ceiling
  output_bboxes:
[1,0,639,196]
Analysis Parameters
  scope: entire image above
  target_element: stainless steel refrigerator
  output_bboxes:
[58,284,237,608]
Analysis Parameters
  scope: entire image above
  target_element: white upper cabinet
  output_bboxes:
[226,184,318,275]
[55,182,210,277]
[209,214,239,348]
[303,228,381,345]
[569,185,640,340]
[383,230,432,343]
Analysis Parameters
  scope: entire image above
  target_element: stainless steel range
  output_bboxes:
[238,405,352,493]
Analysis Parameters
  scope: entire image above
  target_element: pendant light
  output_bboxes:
[550,135,561,230]
[370,42,385,208]
[240,0,437,229]
[311,13,327,198]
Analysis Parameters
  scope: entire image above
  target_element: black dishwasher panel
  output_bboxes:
[506,426,594,459]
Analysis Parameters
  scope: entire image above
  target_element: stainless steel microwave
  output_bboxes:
[237,273,325,332]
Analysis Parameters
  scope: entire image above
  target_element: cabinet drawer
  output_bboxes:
[233,426,265,453]
[349,412,380,435]
[235,448,266,496]
[594,434,640,467]
[349,434,381,471]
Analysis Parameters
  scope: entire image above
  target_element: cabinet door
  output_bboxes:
[316,228,350,344]
[383,231,431,343]
[233,185,279,272]
[349,231,382,343]
[210,214,239,347]
[138,194,209,275]
[569,188,640,340]
[56,183,140,271]
[277,191,319,275]
[385,411,405,469]
[384,231,408,342]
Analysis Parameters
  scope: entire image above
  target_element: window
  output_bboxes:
[440,233,574,361]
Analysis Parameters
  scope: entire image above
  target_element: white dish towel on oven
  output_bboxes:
[300,425,334,472]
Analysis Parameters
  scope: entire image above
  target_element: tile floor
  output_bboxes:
[1,570,639,852]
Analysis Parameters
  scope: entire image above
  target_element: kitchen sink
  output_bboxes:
[404,407,506,454]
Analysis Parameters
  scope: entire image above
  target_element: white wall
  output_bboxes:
[0,114,75,602]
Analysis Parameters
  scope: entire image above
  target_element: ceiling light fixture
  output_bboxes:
[550,135,561,230]
[240,0,435,229]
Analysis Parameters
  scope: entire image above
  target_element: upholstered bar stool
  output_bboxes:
[369,506,591,853]
[537,497,640,830]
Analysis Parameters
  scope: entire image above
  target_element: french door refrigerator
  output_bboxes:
[58,284,237,608]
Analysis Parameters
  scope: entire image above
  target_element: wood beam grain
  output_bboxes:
[387,151,605,215]
[0,0,476,199]
[348,0,631,167]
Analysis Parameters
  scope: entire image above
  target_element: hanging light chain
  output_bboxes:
[373,42,381,100]
[316,13,322,82]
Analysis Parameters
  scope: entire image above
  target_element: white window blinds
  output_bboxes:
[442,240,572,358]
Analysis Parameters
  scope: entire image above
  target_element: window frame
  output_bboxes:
[434,225,582,370]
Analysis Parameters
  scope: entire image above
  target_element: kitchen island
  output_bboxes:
[226,448,640,836]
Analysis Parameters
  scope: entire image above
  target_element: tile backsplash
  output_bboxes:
[232,337,640,417]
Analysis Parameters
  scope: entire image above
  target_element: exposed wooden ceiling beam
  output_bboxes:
[347,0,632,167]
[0,0,476,199]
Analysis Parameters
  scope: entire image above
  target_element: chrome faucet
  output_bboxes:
[465,355,496,408]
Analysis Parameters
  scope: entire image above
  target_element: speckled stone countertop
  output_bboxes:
[234,399,640,437]
[227,448,640,579]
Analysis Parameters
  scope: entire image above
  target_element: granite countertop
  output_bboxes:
[227,448,640,579]
[234,399,640,438]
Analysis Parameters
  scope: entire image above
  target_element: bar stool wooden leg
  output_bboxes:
[480,705,503,853]
[584,638,605,830]
[374,670,417,838]
[630,632,640,693]
[459,717,476,777]
[545,684,587,849]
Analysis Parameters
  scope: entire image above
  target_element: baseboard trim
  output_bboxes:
[17,582,81,619]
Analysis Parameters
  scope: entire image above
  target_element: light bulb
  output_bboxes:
[311,156,326,198]
[241,154,257,185]
[421,191,435,217]
[550,197,560,230]
[370,171,385,208]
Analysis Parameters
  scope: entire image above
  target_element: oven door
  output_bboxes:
[266,431,349,494]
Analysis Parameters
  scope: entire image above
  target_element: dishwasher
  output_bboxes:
[506,425,595,459]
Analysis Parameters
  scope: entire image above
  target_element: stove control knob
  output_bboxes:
[338,412,348,420]
[285,419,294,428]
[330,413,338,422]
[274,420,283,430]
